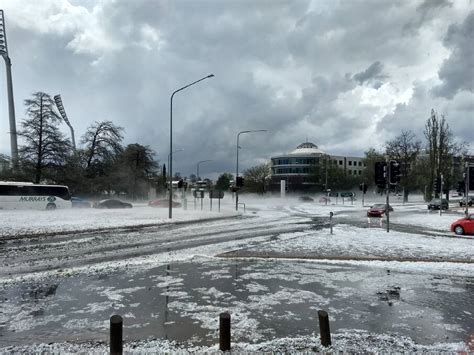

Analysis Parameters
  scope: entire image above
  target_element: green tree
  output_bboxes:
[361,148,385,188]
[215,173,233,191]
[243,163,272,193]
[18,92,71,183]
[113,144,159,200]
[310,155,361,191]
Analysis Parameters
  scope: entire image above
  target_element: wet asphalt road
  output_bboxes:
[0,205,473,347]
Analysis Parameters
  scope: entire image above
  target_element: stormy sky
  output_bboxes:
[0,0,472,179]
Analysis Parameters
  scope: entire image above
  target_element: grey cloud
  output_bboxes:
[352,61,389,88]
[403,0,452,34]
[1,0,472,177]
[432,12,474,99]
[378,81,474,147]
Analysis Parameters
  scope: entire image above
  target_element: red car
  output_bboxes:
[450,214,474,235]
[367,203,393,217]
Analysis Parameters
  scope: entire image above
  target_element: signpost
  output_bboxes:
[340,192,353,205]
[328,191,338,204]
[193,189,205,210]
[209,190,224,212]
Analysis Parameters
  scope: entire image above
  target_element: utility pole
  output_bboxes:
[0,10,19,169]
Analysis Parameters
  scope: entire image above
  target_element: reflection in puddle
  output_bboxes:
[0,260,472,346]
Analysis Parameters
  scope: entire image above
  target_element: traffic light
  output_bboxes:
[457,180,465,193]
[433,177,441,194]
[236,176,244,187]
[177,179,184,188]
[389,161,401,184]
[359,183,368,193]
[374,161,387,188]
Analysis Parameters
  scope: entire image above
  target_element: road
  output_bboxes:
[0,204,472,350]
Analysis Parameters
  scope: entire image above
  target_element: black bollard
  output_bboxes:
[318,310,331,347]
[219,312,231,351]
[329,212,334,234]
[110,314,123,354]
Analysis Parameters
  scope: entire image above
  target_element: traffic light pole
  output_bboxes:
[386,163,390,233]
[466,163,470,216]
[440,174,444,217]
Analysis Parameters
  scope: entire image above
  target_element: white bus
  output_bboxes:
[0,181,72,210]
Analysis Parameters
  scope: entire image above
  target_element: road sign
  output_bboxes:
[193,190,204,198]
[340,192,354,198]
[328,192,339,197]
[209,190,224,199]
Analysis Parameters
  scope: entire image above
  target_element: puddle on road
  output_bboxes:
[0,259,472,347]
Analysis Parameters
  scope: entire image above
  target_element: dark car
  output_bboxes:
[459,196,474,207]
[450,214,474,235]
[298,196,314,202]
[427,199,448,210]
[367,203,393,217]
[95,199,133,209]
[71,197,91,208]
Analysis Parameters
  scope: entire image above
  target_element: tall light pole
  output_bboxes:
[0,10,18,169]
[197,160,213,180]
[168,148,184,179]
[236,130,267,211]
[169,74,214,219]
[54,95,76,152]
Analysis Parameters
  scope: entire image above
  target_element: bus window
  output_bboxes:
[0,185,19,195]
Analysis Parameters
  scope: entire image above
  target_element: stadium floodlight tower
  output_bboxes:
[0,10,19,169]
[54,95,76,152]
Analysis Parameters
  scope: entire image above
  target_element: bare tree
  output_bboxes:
[82,121,124,169]
[385,130,421,202]
[243,163,272,193]
[18,92,71,183]
[423,109,466,200]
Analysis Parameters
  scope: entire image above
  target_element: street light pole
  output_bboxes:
[235,130,267,211]
[168,148,184,180]
[197,160,213,180]
[169,74,214,219]
[0,10,19,170]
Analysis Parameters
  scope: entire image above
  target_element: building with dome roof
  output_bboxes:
[270,142,365,192]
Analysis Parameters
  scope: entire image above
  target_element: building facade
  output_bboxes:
[270,142,365,192]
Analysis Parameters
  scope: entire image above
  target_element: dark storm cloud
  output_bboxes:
[432,12,474,99]
[403,0,453,33]
[378,81,473,151]
[352,61,389,89]
[1,0,472,177]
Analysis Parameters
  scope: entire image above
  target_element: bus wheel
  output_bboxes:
[46,203,56,210]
